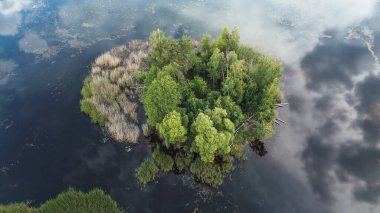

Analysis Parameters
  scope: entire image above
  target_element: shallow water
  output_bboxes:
[1,1,380,212]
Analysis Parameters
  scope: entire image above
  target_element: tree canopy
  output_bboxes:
[157,111,187,146]
[139,27,281,186]
[142,72,182,126]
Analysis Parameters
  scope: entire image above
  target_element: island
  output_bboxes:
[80,27,282,187]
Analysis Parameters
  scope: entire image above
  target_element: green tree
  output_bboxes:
[213,96,245,125]
[222,53,246,104]
[143,72,181,126]
[213,26,240,53]
[204,107,236,133]
[213,27,229,53]
[236,45,263,69]
[162,63,184,82]
[200,33,212,59]
[192,76,208,98]
[157,111,187,146]
[229,27,240,52]
[222,77,245,104]
[244,56,281,123]
[191,113,232,163]
[148,30,196,72]
[207,48,225,86]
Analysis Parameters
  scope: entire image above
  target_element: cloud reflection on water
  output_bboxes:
[0,0,32,35]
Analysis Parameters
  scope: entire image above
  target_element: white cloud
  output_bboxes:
[0,0,32,35]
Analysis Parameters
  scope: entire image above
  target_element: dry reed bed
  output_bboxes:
[86,40,149,143]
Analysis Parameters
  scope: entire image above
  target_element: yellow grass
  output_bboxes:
[95,52,121,68]
[84,40,150,143]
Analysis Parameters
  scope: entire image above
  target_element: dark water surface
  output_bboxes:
[1,1,380,212]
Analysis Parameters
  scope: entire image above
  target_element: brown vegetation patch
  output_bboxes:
[83,40,149,143]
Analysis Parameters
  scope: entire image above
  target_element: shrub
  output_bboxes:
[174,154,192,172]
[190,158,233,187]
[117,94,138,123]
[37,188,122,213]
[109,68,123,84]
[95,52,121,68]
[142,123,150,137]
[135,158,158,186]
[132,70,147,83]
[0,189,123,213]
[106,114,140,143]
[80,99,108,126]
[81,77,92,98]
[125,123,140,143]
[0,202,35,213]
[91,77,120,102]
[152,149,174,173]
[231,143,246,160]
[91,66,102,75]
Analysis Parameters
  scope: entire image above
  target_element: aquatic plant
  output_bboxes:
[135,158,159,187]
[80,41,149,143]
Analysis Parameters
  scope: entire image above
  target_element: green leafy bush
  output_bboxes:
[157,111,187,146]
[80,99,108,126]
[37,188,122,213]
[135,158,159,186]
[0,189,123,213]
[190,158,233,187]
[142,72,181,126]
[80,77,93,98]
[0,203,35,213]
[152,149,174,173]
[174,154,192,172]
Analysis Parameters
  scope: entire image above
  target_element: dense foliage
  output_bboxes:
[135,158,159,186]
[0,203,34,213]
[136,27,282,186]
[0,188,123,213]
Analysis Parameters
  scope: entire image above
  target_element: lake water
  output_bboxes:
[1,1,380,212]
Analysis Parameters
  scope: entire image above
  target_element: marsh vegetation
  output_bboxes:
[0,188,123,213]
